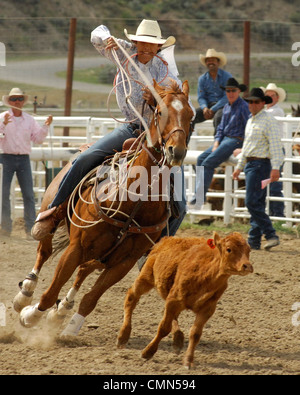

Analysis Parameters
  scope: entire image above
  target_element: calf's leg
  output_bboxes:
[117,273,154,348]
[172,318,184,353]
[142,298,181,360]
[184,304,217,369]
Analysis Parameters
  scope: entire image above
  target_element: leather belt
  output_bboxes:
[246,157,270,163]
[231,136,243,141]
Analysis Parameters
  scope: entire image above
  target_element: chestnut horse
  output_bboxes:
[17,80,194,335]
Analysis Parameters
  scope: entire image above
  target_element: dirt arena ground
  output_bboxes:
[0,224,299,376]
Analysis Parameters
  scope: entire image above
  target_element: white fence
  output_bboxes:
[1,116,300,227]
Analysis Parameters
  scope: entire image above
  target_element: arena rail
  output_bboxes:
[1,116,300,227]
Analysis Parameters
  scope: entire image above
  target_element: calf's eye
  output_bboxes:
[226,248,231,253]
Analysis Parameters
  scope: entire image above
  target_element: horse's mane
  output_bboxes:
[156,79,181,98]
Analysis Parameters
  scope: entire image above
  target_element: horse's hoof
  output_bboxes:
[13,273,38,313]
[13,292,33,313]
[46,306,66,327]
[19,304,44,328]
[47,297,74,325]
[60,313,85,338]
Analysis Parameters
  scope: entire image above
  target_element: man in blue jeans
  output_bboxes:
[0,87,52,238]
[190,78,249,207]
[233,88,284,251]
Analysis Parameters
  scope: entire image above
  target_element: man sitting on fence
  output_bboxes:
[192,49,232,135]
[190,78,250,209]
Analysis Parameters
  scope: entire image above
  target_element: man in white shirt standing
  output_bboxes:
[261,83,286,217]
[0,87,52,238]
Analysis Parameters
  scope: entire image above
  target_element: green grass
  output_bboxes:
[56,68,300,102]
[250,80,300,94]
[180,219,299,237]
[56,66,115,85]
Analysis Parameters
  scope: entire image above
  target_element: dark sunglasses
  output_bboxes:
[225,88,238,93]
[248,100,262,104]
[9,97,25,102]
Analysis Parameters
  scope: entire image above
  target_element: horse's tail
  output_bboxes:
[51,220,70,258]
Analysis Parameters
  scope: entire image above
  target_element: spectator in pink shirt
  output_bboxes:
[0,87,52,238]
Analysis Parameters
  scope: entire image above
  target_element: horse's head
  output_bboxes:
[291,104,300,117]
[151,79,194,166]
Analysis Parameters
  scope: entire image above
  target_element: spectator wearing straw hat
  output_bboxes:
[260,83,286,217]
[233,88,284,251]
[192,49,232,135]
[261,83,286,118]
[0,87,52,238]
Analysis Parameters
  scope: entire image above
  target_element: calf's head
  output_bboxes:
[213,231,253,276]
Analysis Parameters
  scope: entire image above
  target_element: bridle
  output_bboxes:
[152,96,189,148]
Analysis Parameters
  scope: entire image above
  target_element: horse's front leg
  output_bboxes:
[13,235,53,313]
[19,242,82,328]
[47,259,105,327]
[61,256,136,337]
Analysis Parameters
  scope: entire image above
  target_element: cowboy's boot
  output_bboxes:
[31,202,67,241]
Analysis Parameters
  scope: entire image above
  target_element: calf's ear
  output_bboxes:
[213,232,222,253]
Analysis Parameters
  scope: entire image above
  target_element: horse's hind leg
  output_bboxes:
[13,235,53,312]
[19,242,82,328]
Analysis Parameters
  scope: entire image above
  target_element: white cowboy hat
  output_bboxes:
[260,83,286,103]
[2,87,29,107]
[124,19,176,49]
[199,48,227,68]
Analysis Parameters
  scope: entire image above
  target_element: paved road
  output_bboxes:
[0,56,112,93]
[0,52,292,94]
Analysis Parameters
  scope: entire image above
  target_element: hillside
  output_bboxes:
[0,0,299,54]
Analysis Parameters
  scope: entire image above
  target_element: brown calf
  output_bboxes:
[117,232,253,369]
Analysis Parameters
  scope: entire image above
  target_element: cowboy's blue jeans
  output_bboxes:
[0,154,36,233]
[244,159,278,248]
[50,123,186,237]
[195,136,243,202]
